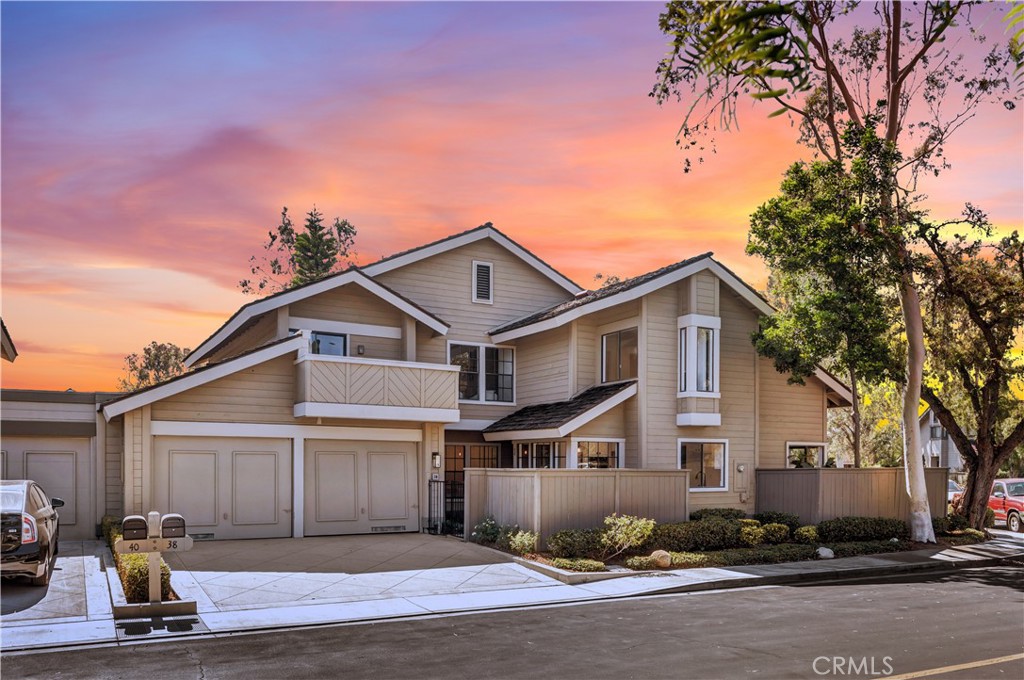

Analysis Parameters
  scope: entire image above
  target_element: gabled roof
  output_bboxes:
[482,381,637,441]
[185,269,449,368]
[360,223,584,295]
[488,253,852,405]
[103,335,305,420]
[1,318,17,362]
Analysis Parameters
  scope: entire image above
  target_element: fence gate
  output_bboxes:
[426,479,464,536]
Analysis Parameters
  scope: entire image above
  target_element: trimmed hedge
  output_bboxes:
[703,544,818,567]
[761,523,790,544]
[624,555,657,570]
[816,516,910,542]
[547,528,606,559]
[932,514,970,536]
[670,551,709,568]
[550,557,606,572]
[794,525,819,544]
[690,508,746,521]
[823,540,914,558]
[753,511,801,532]
[740,525,765,547]
[647,518,745,552]
[101,515,172,602]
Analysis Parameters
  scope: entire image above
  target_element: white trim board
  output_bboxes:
[294,355,460,373]
[288,316,402,340]
[569,437,627,469]
[150,420,423,441]
[185,270,449,368]
[361,226,583,295]
[102,337,305,421]
[294,402,461,423]
[484,383,636,441]
[445,419,498,431]
[676,413,722,427]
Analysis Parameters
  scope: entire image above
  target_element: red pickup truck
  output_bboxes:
[989,479,1024,533]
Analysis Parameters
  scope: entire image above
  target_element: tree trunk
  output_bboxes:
[959,450,999,530]
[899,272,936,542]
[850,368,861,468]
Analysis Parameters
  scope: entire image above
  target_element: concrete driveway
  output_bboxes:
[1,540,112,625]
[163,533,555,613]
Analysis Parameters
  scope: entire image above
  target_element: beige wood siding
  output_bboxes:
[206,313,278,365]
[300,359,458,410]
[151,355,296,423]
[573,403,626,438]
[758,358,827,467]
[374,239,573,343]
[695,270,719,316]
[290,284,404,327]
[105,416,124,516]
[516,325,571,406]
[642,282,759,512]
[348,335,402,361]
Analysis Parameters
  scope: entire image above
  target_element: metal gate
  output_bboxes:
[426,479,464,536]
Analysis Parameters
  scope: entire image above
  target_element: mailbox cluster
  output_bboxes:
[121,513,187,539]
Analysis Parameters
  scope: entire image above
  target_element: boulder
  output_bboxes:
[816,547,835,559]
[651,550,672,568]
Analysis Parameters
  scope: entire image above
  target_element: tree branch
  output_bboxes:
[921,384,976,462]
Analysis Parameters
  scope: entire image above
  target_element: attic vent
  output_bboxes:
[473,261,493,304]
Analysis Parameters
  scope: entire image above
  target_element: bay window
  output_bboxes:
[678,314,720,397]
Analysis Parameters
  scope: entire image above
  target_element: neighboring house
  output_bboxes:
[920,407,965,476]
[2,225,851,540]
[1,318,17,362]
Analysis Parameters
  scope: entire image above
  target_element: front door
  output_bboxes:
[443,444,499,532]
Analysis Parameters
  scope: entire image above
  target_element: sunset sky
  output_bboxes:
[2,1,1021,391]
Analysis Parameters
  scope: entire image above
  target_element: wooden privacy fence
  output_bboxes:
[755,467,949,525]
[464,469,690,548]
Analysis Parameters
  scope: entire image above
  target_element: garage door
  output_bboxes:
[304,439,419,536]
[153,436,292,540]
[0,437,94,540]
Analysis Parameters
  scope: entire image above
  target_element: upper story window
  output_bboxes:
[929,425,947,440]
[310,331,346,357]
[602,328,638,382]
[450,342,514,403]
[473,261,493,304]
[678,314,720,397]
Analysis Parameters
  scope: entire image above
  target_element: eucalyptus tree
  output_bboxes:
[652,1,1017,541]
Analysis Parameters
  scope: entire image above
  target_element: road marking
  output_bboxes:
[886,652,1024,679]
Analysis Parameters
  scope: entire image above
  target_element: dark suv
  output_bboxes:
[1,480,64,586]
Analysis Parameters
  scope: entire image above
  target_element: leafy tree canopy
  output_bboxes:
[118,342,190,391]
[240,206,357,295]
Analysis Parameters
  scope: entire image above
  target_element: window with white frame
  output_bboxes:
[515,442,564,469]
[678,314,720,397]
[449,342,514,403]
[602,327,638,382]
[574,440,622,469]
[679,439,727,491]
[787,442,831,468]
[472,261,493,304]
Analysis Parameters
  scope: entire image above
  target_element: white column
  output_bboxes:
[292,436,304,538]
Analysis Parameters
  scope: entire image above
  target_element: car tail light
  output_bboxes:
[21,514,37,544]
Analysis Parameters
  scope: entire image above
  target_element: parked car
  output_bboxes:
[948,480,963,503]
[1,480,63,586]
[990,479,1024,533]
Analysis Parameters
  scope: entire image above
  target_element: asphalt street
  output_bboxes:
[3,564,1022,680]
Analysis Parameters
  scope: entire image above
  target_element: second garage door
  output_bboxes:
[153,436,292,540]
[304,439,419,536]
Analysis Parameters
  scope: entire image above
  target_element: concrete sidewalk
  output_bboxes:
[3,532,1022,654]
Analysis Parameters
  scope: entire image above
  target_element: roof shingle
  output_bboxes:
[483,381,636,433]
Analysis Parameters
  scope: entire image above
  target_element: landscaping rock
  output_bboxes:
[651,550,672,568]
[817,547,835,559]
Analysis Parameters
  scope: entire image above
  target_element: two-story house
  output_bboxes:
[96,224,850,540]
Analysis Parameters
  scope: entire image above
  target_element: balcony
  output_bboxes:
[295,355,461,422]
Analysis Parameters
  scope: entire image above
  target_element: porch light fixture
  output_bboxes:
[432,452,441,468]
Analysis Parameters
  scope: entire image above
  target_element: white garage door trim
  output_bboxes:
[150,420,422,442]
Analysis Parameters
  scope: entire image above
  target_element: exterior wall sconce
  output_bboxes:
[432,452,441,468]
[357,345,365,355]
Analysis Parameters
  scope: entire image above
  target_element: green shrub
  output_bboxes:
[469,516,502,545]
[690,508,746,521]
[703,544,818,567]
[625,555,657,570]
[761,523,790,544]
[816,517,910,542]
[738,519,761,528]
[117,553,172,602]
[669,551,709,568]
[508,530,538,556]
[688,518,744,550]
[794,525,819,544]
[932,514,971,536]
[550,557,606,572]
[644,522,690,552]
[601,514,656,558]
[547,528,606,559]
[985,507,995,528]
[494,524,520,552]
[740,525,766,547]
[944,529,986,546]
[753,511,801,531]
